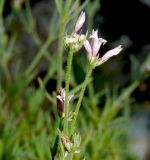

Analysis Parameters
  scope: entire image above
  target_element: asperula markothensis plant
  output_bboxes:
[55,11,123,159]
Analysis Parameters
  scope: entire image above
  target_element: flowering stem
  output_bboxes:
[70,63,94,136]
[64,49,74,135]
[57,21,66,89]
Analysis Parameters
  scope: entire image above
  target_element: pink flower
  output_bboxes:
[74,11,86,33]
[57,88,74,117]
[84,29,122,66]
[84,30,107,59]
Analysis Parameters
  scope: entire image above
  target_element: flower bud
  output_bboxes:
[61,132,73,152]
[64,11,86,53]
[57,89,65,117]
[73,133,81,148]
[74,11,86,33]
[56,88,74,117]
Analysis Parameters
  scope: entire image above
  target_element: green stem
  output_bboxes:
[57,21,66,89]
[64,50,74,135]
[0,0,5,18]
[70,64,93,136]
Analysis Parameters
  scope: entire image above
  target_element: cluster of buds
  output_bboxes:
[59,131,81,158]
[57,88,73,117]
[64,11,86,53]
[84,30,123,67]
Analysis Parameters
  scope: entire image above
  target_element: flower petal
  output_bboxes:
[89,30,107,57]
[89,29,98,39]
[56,95,63,102]
[84,40,92,58]
[89,30,98,49]
[97,45,123,66]
[92,38,107,57]
[61,88,66,101]
[57,97,65,115]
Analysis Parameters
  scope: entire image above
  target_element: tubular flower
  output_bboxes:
[84,29,122,67]
[57,88,74,117]
[64,11,86,53]
[84,30,107,59]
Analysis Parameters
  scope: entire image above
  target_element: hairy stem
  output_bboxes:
[57,21,66,89]
[64,50,74,135]
[70,64,93,136]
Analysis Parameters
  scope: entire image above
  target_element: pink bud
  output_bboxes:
[56,88,74,117]
[74,11,86,33]
[57,89,65,116]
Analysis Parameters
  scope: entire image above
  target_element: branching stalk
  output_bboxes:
[70,63,93,136]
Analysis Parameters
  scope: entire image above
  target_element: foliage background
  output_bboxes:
[0,0,150,159]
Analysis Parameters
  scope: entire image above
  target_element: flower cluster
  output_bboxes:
[59,11,123,117]
[64,11,122,66]
[57,131,81,158]
[84,30,123,67]
[55,11,123,159]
